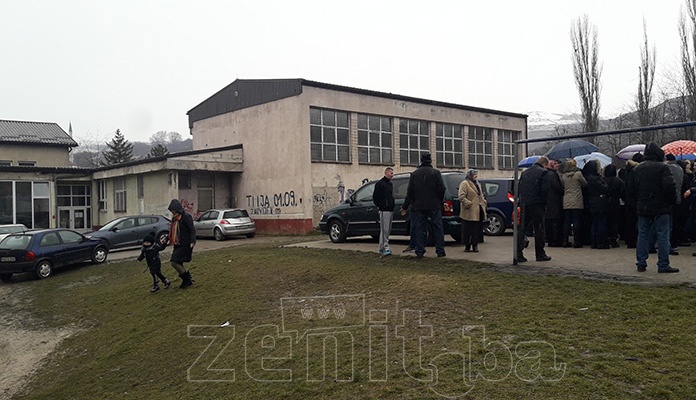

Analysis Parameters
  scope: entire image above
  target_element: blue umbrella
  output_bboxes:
[518,155,540,168]
[545,139,598,160]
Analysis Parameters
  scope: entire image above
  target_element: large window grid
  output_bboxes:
[357,114,392,164]
[468,126,493,168]
[435,123,464,168]
[114,177,127,212]
[310,107,350,162]
[497,130,520,170]
[399,119,429,166]
[57,185,91,207]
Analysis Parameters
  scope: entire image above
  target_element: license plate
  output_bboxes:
[1,256,15,262]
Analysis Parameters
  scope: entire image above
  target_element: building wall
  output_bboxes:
[0,145,71,167]
[191,85,527,233]
[192,96,311,234]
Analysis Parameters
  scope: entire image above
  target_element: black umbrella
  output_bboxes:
[545,139,598,160]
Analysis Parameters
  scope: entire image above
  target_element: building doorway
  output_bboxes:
[57,207,89,230]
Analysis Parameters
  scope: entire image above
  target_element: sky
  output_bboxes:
[0,0,689,144]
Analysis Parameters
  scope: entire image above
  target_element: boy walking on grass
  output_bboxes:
[137,233,171,293]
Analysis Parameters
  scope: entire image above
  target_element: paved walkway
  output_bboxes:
[289,234,696,286]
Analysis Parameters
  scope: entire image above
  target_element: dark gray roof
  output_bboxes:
[187,78,528,129]
[0,119,78,147]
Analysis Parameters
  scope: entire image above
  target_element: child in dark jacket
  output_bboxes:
[137,233,170,293]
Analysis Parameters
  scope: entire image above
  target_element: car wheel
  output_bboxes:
[157,231,169,245]
[246,232,256,238]
[328,220,347,243]
[92,246,108,264]
[34,260,53,280]
[485,212,505,236]
[214,228,226,241]
[0,273,12,283]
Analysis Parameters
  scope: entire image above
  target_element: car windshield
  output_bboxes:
[0,225,25,234]
[0,235,32,250]
[223,210,249,219]
[99,218,125,231]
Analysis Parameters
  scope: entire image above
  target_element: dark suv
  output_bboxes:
[319,171,467,243]
[478,178,515,236]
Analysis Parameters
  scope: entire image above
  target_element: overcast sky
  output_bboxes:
[1,0,688,143]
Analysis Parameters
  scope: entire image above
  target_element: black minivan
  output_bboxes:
[319,171,467,243]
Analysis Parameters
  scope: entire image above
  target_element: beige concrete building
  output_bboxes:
[187,79,528,234]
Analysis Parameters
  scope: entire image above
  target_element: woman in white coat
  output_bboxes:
[458,169,487,252]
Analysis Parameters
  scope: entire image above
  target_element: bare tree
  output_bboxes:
[149,130,169,146]
[637,19,658,143]
[570,15,603,137]
[680,0,696,139]
[72,127,109,168]
[168,131,182,143]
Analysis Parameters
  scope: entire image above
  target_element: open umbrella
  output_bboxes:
[615,144,645,160]
[545,139,598,160]
[518,155,540,168]
[574,152,612,169]
[661,140,696,158]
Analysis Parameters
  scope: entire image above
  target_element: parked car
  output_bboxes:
[0,224,29,242]
[86,215,170,249]
[0,229,109,281]
[478,178,515,236]
[319,171,467,243]
[194,209,256,240]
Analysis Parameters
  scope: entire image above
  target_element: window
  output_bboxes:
[178,172,191,189]
[357,114,392,164]
[435,123,464,168]
[353,182,375,202]
[198,173,214,211]
[497,130,520,170]
[17,161,36,166]
[58,230,83,244]
[99,181,107,211]
[40,233,61,247]
[137,175,144,198]
[310,107,350,162]
[0,160,11,166]
[468,126,493,169]
[114,177,126,212]
[33,182,50,229]
[399,119,429,166]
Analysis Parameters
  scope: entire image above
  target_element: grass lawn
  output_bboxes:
[8,238,696,399]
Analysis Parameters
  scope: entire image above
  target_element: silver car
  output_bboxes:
[0,224,29,242]
[194,209,256,241]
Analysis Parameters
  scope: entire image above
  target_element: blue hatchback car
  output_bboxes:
[0,229,109,281]
[478,178,515,236]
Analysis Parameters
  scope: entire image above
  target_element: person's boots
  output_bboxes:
[179,271,193,289]
[163,278,171,289]
[150,283,160,293]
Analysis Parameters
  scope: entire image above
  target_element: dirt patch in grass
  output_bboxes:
[0,284,77,399]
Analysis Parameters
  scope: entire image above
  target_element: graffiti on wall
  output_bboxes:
[246,191,299,215]
[311,174,361,224]
[180,199,202,220]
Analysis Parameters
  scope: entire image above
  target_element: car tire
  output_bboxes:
[34,260,53,280]
[328,220,347,243]
[245,233,256,238]
[92,246,108,264]
[157,231,169,245]
[0,273,12,283]
[485,212,505,236]
[214,228,226,241]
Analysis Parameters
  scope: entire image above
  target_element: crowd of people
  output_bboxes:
[375,143,696,273]
[516,142,695,273]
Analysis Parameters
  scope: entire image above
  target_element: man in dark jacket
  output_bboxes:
[626,142,679,273]
[544,159,564,247]
[517,156,551,262]
[373,167,395,255]
[168,199,197,287]
[400,153,446,258]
